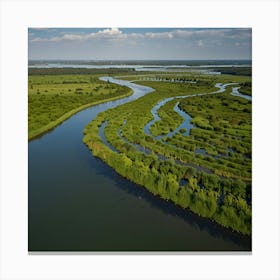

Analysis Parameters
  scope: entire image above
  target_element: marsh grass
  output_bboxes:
[83,73,252,235]
[28,74,132,140]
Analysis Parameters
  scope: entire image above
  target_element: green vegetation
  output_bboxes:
[28,74,132,140]
[83,73,252,235]
[28,67,135,75]
[239,81,252,96]
[150,100,184,137]
[210,67,251,76]
[28,67,252,235]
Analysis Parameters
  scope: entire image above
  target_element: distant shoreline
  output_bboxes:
[28,59,252,68]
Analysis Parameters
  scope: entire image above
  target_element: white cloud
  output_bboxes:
[96,27,122,36]
[145,32,173,39]
[31,37,47,42]
[31,28,125,42]
[30,28,252,44]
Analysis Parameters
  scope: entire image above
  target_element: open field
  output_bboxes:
[28,73,132,140]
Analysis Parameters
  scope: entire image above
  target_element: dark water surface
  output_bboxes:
[28,77,251,251]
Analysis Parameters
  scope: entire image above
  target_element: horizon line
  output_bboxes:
[28,58,252,61]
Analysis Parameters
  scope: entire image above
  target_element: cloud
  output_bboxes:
[30,28,252,43]
[31,28,128,42]
[97,27,122,36]
[31,37,47,42]
[145,32,173,39]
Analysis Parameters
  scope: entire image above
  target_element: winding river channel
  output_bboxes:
[143,82,238,140]
[29,77,251,251]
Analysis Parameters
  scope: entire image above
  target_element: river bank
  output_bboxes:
[29,74,251,251]
[28,91,132,141]
[83,76,252,236]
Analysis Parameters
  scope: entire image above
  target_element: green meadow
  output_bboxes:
[28,74,132,140]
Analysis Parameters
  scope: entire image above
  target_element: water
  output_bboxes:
[28,62,251,69]
[231,87,252,101]
[29,77,251,251]
[144,83,238,140]
[28,61,251,74]
[195,148,207,156]
[99,121,118,153]
[28,63,222,73]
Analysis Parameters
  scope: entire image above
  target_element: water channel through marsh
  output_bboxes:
[29,77,251,251]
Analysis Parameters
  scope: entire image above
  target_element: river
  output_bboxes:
[143,83,238,140]
[28,77,251,251]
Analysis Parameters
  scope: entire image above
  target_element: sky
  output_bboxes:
[28,28,252,60]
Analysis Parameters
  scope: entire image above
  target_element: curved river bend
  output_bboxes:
[144,82,238,140]
[29,77,251,251]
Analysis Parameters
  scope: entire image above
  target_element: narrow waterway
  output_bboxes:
[231,87,252,101]
[144,83,238,140]
[29,77,251,251]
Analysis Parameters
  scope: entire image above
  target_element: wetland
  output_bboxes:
[28,63,252,251]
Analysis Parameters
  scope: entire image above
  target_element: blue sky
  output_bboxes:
[28,28,252,60]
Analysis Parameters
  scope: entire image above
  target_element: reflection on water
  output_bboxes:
[29,77,251,251]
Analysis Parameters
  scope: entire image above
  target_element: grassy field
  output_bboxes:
[83,72,252,235]
[28,74,132,140]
